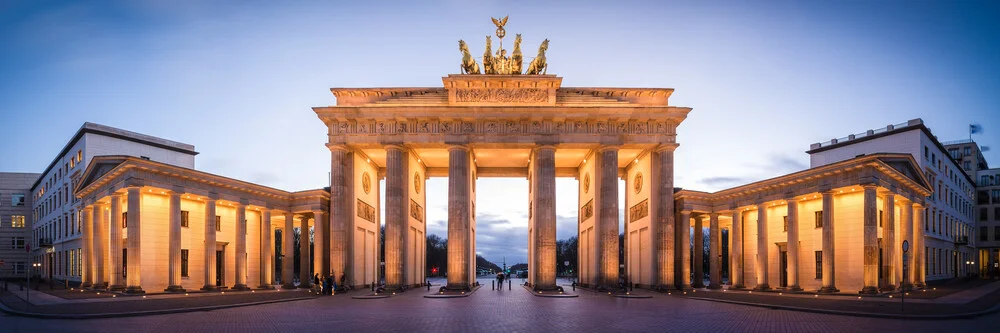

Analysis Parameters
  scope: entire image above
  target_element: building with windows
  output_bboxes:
[976,168,1000,277]
[1,172,38,279]
[807,119,978,282]
[29,123,198,284]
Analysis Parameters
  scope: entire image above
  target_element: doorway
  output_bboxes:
[779,250,788,288]
[216,250,225,287]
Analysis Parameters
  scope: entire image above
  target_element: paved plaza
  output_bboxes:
[1,278,996,333]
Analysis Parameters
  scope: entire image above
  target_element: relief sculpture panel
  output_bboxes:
[454,88,547,103]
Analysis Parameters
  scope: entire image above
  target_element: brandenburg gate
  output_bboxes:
[312,19,691,292]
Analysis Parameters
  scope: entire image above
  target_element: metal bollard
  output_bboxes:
[508,280,511,290]
[492,280,495,290]
[427,280,430,291]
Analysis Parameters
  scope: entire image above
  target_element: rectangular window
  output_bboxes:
[12,194,25,206]
[783,216,788,232]
[11,236,24,249]
[11,215,25,228]
[981,208,989,222]
[815,251,823,279]
[215,215,221,231]
[949,148,959,159]
[181,249,189,277]
[982,226,989,241]
[77,150,82,164]
[181,211,189,227]
[13,262,24,275]
[993,190,1000,204]
[995,226,1000,241]
[879,210,883,227]
[123,212,128,228]
[924,146,929,159]
[995,207,1000,222]
[964,147,971,156]
[814,211,823,228]
[964,161,971,171]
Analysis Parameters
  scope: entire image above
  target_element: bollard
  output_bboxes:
[492,280,495,290]
[508,280,511,290]
[572,282,576,291]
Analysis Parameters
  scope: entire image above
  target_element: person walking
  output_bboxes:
[497,272,505,290]
[326,275,335,295]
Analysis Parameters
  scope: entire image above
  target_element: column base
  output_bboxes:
[90,283,107,291]
[201,285,217,291]
[80,282,92,288]
[164,285,186,292]
[654,284,674,292]
[124,286,145,295]
[232,284,250,291]
[730,284,747,290]
[859,286,879,295]
[879,285,896,292]
[532,284,563,292]
[257,284,276,290]
[281,284,297,290]
[108,284,125,292]
[298,283,312,289]
[752,284,770,291]
[915,282,926,289]
[676,284,693,292]
[787,285,803,291]
[818,286,840,293]
[692,282,706,289]
[707,283,722,290]
[899,282,914,290]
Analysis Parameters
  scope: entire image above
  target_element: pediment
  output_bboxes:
[75,156,129,194]
[878,156,931,190]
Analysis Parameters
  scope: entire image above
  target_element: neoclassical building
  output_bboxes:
[74,156,328,293]
[673,153,932,293]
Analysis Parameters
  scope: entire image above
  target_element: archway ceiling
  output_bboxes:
[359,147,645,176]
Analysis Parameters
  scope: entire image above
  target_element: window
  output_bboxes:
[982,226,989,241]
[12,194,24,206]
[964,161,971,171]
[995,226,1000,241]
[964,147,971,157]
[783,216,788,232]
[993,190,1000,204]
[981,208,988,222]
[11,215,25,228]
[13,262,24,275]
[77,150,82,164]
[181,249,189,277]
[123,212,128,228]
[814,211,823,228]
[924,146,929,159]
[879,210,883,227]
[181,211,189,227]
[949,148,959,159]
[995,207,1000,222]
[815,251,823,279]
[215,215,221,231]
[11,236,24,249]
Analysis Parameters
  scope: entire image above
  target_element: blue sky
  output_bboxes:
[2,0,999,264]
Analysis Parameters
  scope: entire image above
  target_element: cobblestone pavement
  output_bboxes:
[2,280,996,332]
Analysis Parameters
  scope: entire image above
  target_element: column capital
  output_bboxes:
[533,144,557,152]
[913,202,925,209]
[821,189,837,196]
[708,212,720,218]
[680,209,692,215]
[598,145,620,153]
[653,143,679,153]
[326,143,349,152]
[784,196,800,202]
[82,205,94,213]
[862,183,878,190]
[447,144,470,152]
[384,144,406,152]
[111,192,124,198]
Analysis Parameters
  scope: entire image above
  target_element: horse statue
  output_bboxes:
[483,36,495,74]
[510,34,523,75]
[525,39,549,75]
[459,40,481,74]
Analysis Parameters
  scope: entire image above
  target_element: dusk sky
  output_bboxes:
[2,0,998,264]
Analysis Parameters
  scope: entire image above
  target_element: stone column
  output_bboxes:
[692,215,705,288]
[906,203,919,289]
[125,186,143,294]
[819,190,838,293]
[258,209,273,289]
[298,214,312,289]
[654,144,677,290]
[92,203,107,289]
[754,203,770,291]
[281,212,295,289]
[861,184,879,294]
[81,205,93,288]
[446,145,472,290]
[731,210,744,289]
[598,147,620,290]
[233,202,249,291]
[328,145,349,288]
[202,198,217,291]
[678,210,691,290]
[786,198,802,291]
[165,191,184,292]
[910,204,927,288]
[313,209,328,280]
[533,146,557,290]
[108,194,123,291]
[708,212,721,289]
[384,145,408,290]
[882,194,896,291]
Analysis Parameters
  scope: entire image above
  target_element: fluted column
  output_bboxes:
[281,212,295,289]
[312,209,328,280]
[124,186,143,294]
[881,194,896,291]
[92,203,107,289]
[655,144,677,290]
[384,145,409,290]
[597,147,620,290]
[298,214,312,289]
[786,198,802,291]
[692,215,705,288]
[81,206,93,288]
[446,145,472,290]
[108,194,123,291]
[258,209,273,289]
[754,203,770,291]
[731,210,744,288]
[910,204,927,288]
[861,185,879,294]
[899,200,916,289]
[678,210,691,290]
[819,190,838,293]
[328,145,349,288]
[708,212,721,289]
[165,191,184,292]
[202,198,217,291]
[533,146,557,290]
[233,202,249,290]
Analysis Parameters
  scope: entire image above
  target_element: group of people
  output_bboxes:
[313,273,338,295]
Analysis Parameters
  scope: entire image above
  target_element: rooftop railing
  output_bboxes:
[810,119,921,150]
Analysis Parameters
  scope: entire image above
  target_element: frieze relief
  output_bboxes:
[409,199,424,223]
[331,119,676,137]
[454,88,547,103]
[629,199,649,222]
[357,199,376,223]
[581,199,594,222]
